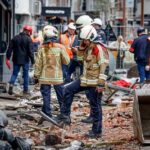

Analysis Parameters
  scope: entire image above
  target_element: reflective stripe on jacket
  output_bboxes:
[79,44,109,87]
[34,43,70,85]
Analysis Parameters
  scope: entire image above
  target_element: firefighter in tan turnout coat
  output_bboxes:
[55,25,109,138]
[34,25,70,119]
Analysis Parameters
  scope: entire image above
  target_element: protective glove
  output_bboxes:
[96,84,105,93]
[6,59,11,70]
[145,65,150,71]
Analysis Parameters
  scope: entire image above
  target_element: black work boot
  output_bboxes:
[86,130,102,139]
[8,84,13,95]
[55,114,71,125]
[81,116,93,123]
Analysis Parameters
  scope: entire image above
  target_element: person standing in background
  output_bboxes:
[129,27,150,83]
[91,18,107,44]
[6,25,34,95]
[109,35,127,68]
[59,22,77,83]
[67,15,93,82]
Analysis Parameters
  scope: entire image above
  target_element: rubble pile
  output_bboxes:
[0,86,141,149]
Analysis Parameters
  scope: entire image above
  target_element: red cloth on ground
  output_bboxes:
[112,80,132,88]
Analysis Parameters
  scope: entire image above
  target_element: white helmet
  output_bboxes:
[92,18,103,26]
[75,15,93,29]
[79,25,97,42]
[43,25,58,37]
[43,25,58,43]
[68,22,76,30]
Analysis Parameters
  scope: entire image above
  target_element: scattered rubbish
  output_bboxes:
[112,97,122,105]
[0,81,142,149]
[61,140,84,150]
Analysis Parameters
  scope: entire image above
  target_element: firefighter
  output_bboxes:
[34,25,70,120]
[80,17,108,124]
[75,15,93,29]
[62,15,93,83]
[129,27,150,83]
[91,18,107,44]
[6,25,34,95]
[55,25,109,138]
[61,15,94,83]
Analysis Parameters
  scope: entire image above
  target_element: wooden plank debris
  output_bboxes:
[0,94,17,100]
[25,126,50,133]
[27,125,49,133]
[5,105,27,110]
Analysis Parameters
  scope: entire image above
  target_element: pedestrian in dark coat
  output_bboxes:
[6,25,34,95]
[129,27,150,83]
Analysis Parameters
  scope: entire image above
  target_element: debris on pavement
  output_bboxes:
[0,83,142,150]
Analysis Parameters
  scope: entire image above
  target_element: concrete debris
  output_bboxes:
[61,140,83,150]
[111,97,122,105]
[0,82,143,150]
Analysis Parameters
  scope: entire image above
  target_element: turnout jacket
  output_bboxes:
[34,43,70,85]
[78,44,109,87]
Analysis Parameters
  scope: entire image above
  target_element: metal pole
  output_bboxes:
[123,0,126,38]
[141,0,144,27]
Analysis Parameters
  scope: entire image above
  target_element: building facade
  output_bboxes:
[15,0,41,34]
[109,0,134,26]
[0,0,12,44]
[136,0,150,29]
